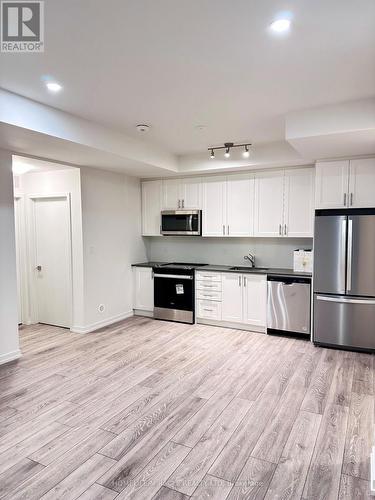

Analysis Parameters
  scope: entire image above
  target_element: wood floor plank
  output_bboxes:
[40,453,116,500]
[0,459,45,499]
[264,410,322,500]
[302,404,349,500]
[166,398,251,496]
[77,483,118,500]
[152,486,189,500]
[227,457,276,500]
[115,441,190,500]
[338,474,372,499]
[342,392,374,480]
[190,474,233,499]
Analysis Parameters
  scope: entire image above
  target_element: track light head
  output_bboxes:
[210,149,215,159]
[243,145,250,158]
[224,147,230,158]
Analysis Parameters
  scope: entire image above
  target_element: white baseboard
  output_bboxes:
[196,318,266,333]
[0,349,22,366]
[71,310,134,334]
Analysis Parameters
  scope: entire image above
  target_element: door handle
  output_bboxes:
[347,218,353,292]
[340,218,347,293]
[317,295,375,305]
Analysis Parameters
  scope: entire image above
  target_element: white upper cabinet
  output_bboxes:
[162,177,202,210]
[142,180,162,236]
[226,173,254,237]
[243,274,267,327]
[162,178,181,209]
[180,177,202,209]
[284,168,315,237]
[202,176,226,236]
[349,158,375,208]
[254,170,285,237]
[315,161,349,208]
[221,273,243,323]
[315,158,375,209]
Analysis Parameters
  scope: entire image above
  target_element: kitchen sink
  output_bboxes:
[229,266,269,272]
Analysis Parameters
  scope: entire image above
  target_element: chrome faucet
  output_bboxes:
[244,252,256,267]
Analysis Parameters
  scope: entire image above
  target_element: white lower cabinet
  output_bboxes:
[196,271,267,331]
[222,273,243,322]
[133,267,154,313]
[243,274,267,327]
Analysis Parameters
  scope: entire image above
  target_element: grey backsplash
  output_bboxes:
[144,237,313,268]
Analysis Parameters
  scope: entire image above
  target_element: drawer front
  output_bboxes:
[196,289,222,301]
[196,272,222,282]
[197,300,222,320]
[196,281,222,292]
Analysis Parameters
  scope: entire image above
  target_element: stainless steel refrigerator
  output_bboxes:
[313,209,375,351]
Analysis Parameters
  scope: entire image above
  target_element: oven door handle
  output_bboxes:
[153,274,193,280]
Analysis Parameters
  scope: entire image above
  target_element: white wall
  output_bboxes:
[79,167,147,331]
[15,168,85,328]
[145,236,313,269]
[0,149,20,364]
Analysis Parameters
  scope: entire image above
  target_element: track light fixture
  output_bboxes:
[208,142,252,159]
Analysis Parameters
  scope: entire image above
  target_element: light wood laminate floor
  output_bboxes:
[0,317,374,499]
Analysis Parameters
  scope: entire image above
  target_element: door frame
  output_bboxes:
[27,193,73,326]
[14,195,30,324]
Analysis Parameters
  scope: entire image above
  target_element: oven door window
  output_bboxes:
[161,214,199,233]
[154,277,193,311]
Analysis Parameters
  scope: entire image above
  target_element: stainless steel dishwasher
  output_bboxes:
[267,275,311,336]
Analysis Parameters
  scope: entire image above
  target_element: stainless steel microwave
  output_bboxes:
[161,210,201,235]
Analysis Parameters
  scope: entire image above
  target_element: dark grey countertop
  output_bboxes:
[132,262,312,278]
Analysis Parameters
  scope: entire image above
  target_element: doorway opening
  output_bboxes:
[13,156,79,330]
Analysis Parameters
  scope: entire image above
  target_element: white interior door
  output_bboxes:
[31,195,72,328]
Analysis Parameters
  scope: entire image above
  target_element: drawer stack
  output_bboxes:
[196,271,222,320]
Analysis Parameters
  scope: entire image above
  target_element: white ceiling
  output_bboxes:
[1,0,374,156]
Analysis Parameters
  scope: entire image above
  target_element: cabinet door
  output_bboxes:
[221,273,243,323]
[349,158,375,208]
[284,168,314,237]
[202,176,226,236]
[142,180,162,236]
[133,267,154,311]
[162,179,181,209]
[254,170,285,237]
[315,161,349,209]
[181,177,202,209]
[226,173,254,237]
[243,274,267,327]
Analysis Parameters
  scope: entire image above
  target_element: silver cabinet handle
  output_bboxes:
[344,193,347,207]
[182,199,185,208]
[203,308,214,312]
[279,224,282,236]
[284,224,287,236]
[238,276,242,287]
[178,199,181,208]
[244,276,247,287]
[227,225,229,235]
[350,193,353,206]
[223,225,225,235]
[154,274,193,280]
[347,218,353,292]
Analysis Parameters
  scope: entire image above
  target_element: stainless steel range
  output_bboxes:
[153,263,208,324]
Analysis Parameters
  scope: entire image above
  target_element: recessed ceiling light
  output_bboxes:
[270,19,291,33]
[46,82,62,92]
[136,124,150,133]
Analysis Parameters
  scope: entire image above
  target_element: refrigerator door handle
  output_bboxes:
[347,218,353,292]
[316,295,375,305]
[340,218,347,293]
